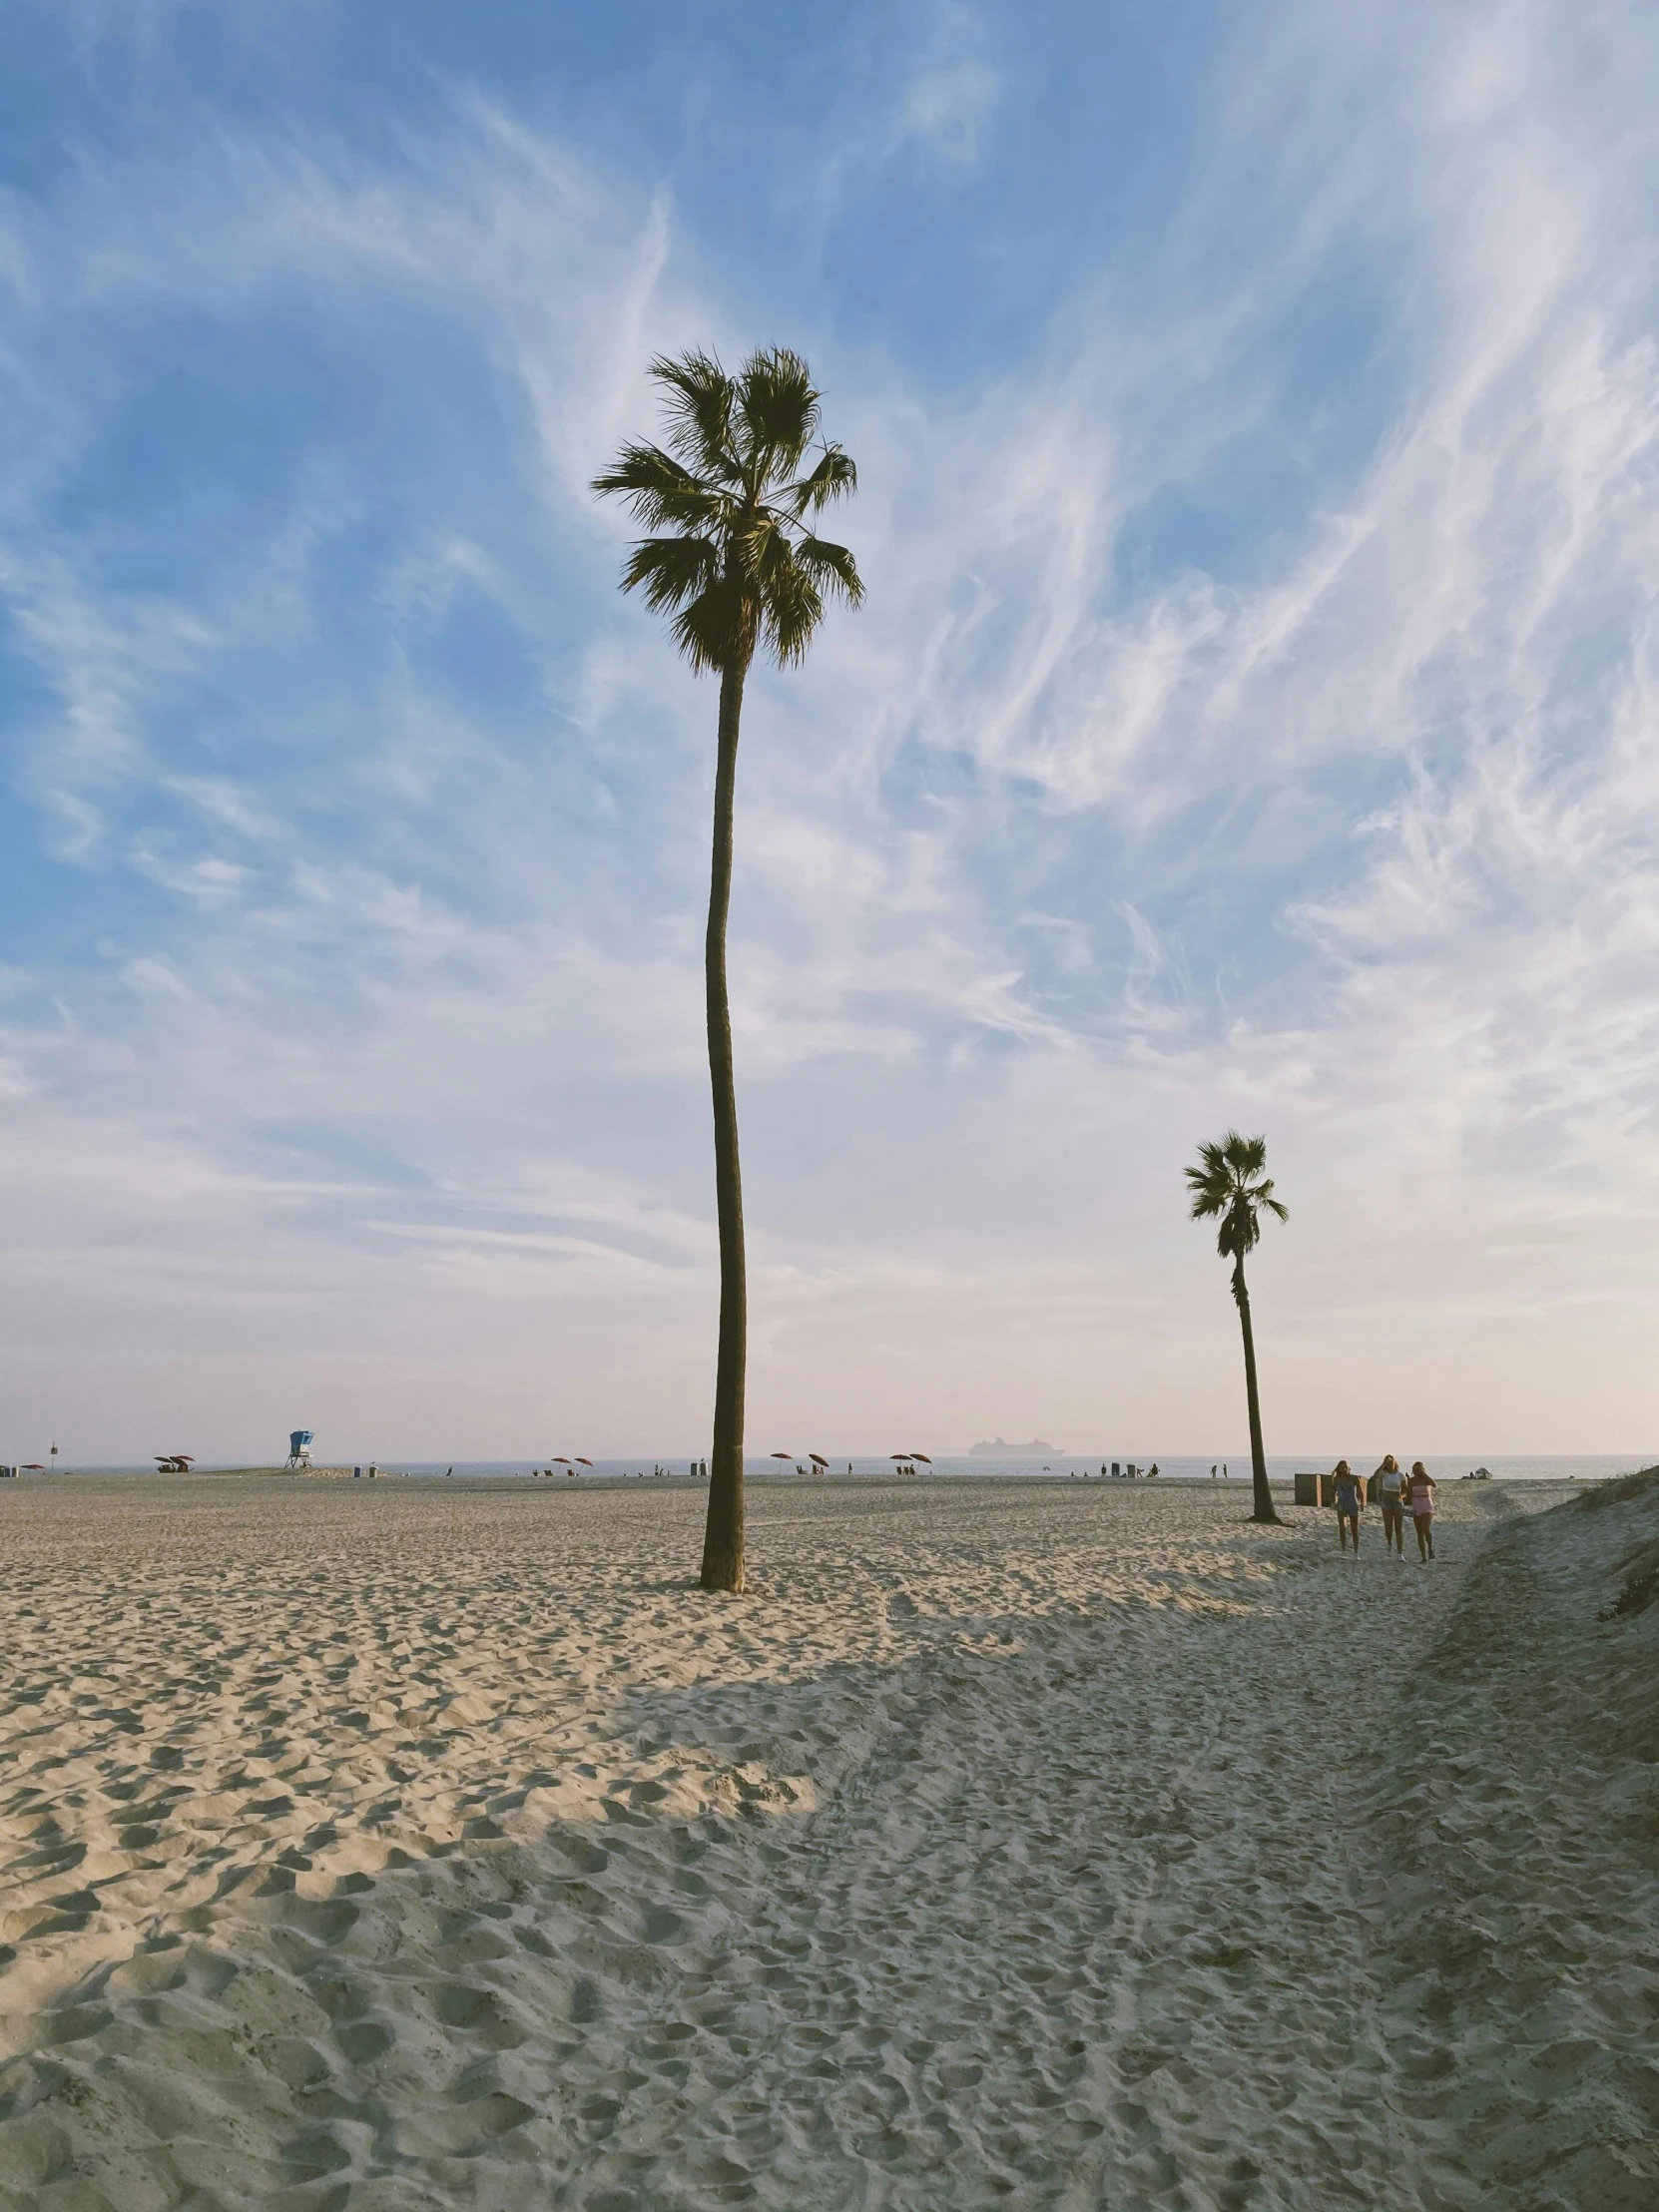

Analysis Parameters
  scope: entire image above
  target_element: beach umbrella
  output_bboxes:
[576,1457,593,1466]
[809,1453,829,1467]
[771,1450,793,1460]
[889,1453,914,1462]
[22,1462,44,1470]
[911,1453,932,1463]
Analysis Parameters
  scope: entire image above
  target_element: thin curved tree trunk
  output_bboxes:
[1233,1256,1280,1525]
[700,660,749,1591]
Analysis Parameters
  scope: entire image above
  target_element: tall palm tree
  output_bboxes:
[1186,1132,1288,1526]
[593,347,863,1593]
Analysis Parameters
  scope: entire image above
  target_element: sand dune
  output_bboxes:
[2,1473,1654,2209]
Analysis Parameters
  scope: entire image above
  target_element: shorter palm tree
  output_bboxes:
[1186,1132,1288,1525]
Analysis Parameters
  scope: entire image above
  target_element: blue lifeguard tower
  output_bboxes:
[286,1429,313,1468]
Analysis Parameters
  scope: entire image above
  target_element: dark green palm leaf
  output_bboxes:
[736,346,820,486]
[591,442,731,533]
[758,564,822,669]
[793,535,864,606]
[620,535,722,615]
[670,577,745,674]
[647,349,742,480]
[790,446,858,517]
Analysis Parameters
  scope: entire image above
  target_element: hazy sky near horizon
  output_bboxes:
[3,0,1657,1463]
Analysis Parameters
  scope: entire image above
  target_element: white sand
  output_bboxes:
[1,1472,1655,2211]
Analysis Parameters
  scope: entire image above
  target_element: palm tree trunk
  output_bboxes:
[1233,1257,1280,1525]
[699,660,749,1592]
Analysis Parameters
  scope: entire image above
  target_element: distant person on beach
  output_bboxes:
[1331,1460,1363,1551]
[1407,1462,1436,1560]
[1376,1455,1405,1555]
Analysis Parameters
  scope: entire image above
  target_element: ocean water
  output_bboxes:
[26,1453,1652,1484]
[281,1451,1654,1484]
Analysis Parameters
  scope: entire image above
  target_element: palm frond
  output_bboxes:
[1217,1200,1261,1263]
[737,347,819,488]
[591,442,730,532]
[726,502,785,582]
[1222,1132,1268,1178]
[793,534,864,608]
[671,576,748,674]
[757,547,823,668]
[1185,1140,1234,1220]
[790,445,857,517]
[619,535,722,615]
[648,350,741,481]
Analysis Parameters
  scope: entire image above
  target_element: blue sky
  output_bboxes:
[3,0,1657,1463]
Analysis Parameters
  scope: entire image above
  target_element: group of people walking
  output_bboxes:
[1328,1455,1436,1560]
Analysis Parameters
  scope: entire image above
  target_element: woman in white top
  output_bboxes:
[1376,1455,1405,1556]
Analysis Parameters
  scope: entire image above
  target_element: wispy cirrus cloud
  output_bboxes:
[808,0,1001,216]
[884,0,1000,169]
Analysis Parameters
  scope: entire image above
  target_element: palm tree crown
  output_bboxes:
[591,346,863,673]
[1186,1132,1289,1273]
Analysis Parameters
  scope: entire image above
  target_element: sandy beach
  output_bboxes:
[2,1471,1655,2211]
